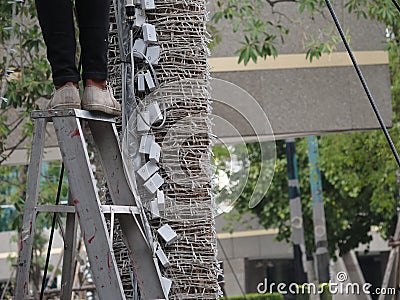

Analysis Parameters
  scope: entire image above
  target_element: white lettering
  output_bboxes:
[318,283,328,294]
[288,283,298,295]
[277,283,287,294]
[270,282,276,293]
[362,283,371,294]
[256,277,381,296]
[329,282,338,294]
[345,283,360,294]
[302,283,317,295]
[257,278,268,294]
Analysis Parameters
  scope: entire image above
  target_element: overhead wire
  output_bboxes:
[217,238,247,299]
[39,163,64,300]
[129,27,136,131]
[392,0,400,13]
[324,0,400,168]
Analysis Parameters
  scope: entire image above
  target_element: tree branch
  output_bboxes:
[271,8,296,23]
[266,0,296,7]
[0,178,22,188]
[0,106,11,117]
[0,134,28,164]
[6,117,24,134]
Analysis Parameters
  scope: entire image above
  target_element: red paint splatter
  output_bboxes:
[76,211,80,219]
[88,235,95,244]
[107,253,111,269]
[100,267,103,270]
[95,256,98,259]
[24,282,27,293]
[70,129,80,138]
[83,231,86,241]
[101,285,105,288]
[73,199,79,205]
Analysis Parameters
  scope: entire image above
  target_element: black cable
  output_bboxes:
[324,0,400,169]
[217,238,247,299]
[392,0,400,14]
[39,163,64,300]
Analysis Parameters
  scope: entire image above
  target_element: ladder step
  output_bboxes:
[34,204,139,215]
[100,205,139,214]
[31,109,117,123]
[35,205,76,214]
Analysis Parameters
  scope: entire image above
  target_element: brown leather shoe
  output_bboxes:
[82,85,121,116]
[48,85,81,109]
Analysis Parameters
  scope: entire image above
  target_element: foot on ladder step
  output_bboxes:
[82,85,122,116]
[48,84,122,116]
[47,85,81,110]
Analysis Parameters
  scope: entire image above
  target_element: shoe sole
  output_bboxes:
[82,103,121,116]
[48,103,81,109]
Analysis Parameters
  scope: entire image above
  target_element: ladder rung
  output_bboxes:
[100,205,139,214]
[35,205,76,214]
[31,109,116,123]
[34,205,140,215]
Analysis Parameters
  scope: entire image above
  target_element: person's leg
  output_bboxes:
[35,0,80,86]
[76,0,121,115]
[75,0,110,87]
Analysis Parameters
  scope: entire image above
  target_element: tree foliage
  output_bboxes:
[214,0,400,256]
[0,1,52,163]
[0,162,68,293]
[212,0,398,64]
[0,1,56,293]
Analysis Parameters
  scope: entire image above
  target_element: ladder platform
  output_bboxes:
[34,204,140,215]
[31,108,117,123]
[100,204,139,214]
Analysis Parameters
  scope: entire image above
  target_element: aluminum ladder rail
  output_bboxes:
[15,109,166,300]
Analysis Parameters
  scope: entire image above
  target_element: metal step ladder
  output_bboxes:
[15,109,167,300]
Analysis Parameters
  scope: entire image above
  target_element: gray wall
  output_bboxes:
[212,65,392,141]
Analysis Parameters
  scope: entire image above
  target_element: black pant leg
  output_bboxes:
[76,0,110,81]
[35,0,80,85]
